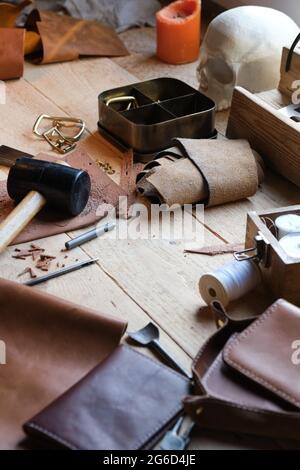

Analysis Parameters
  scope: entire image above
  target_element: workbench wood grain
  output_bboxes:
[0,26,298,450]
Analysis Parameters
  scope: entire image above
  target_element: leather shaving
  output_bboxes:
[17,267,37,279]
[185,243,244,255]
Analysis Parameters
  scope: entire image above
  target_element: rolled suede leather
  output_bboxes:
[0,277,126,449]
[136,139,263,208]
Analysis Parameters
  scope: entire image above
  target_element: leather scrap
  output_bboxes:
[120,150,144,208]
[0,1,31,28]
[176,139,259,207]
[0,277,126,449]
[0,28,25,80]
[25,9,129,64]
[0,1,31,80]
[184,243,245,255]
[0,149,126,245]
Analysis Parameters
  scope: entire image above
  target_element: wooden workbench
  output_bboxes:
[0,27,299,450]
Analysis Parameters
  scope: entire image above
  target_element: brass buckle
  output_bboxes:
[33,114,85,154]
[105,96,138,110]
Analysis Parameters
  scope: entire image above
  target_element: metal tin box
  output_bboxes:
[98,78,216,160]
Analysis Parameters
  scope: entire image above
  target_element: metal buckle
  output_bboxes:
[234,232,271,268]
[33,114,85,154]
[105,96,138,110]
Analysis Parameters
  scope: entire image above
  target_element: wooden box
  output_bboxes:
[227,46,300,187]
[279,45,300,99]
[245,205,300,306]
[226,86,300,187]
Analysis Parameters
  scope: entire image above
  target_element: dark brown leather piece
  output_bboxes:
[184,299,300,440]
[26,10,129,64]
[0,149,126,245]
[0,277,126,449]
[24,345,190,450]
[0,28,25,80]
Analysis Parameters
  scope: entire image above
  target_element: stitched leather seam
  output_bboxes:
[28,422,79,450]
[200,397,300,418]
[224,300,300,408]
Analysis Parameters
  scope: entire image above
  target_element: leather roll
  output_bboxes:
[0,28,25,80]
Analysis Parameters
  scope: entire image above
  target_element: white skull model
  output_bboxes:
[198,6,299,111]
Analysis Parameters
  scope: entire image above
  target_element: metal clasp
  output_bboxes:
[105,96,138,110]
[234,232,271,268]
[33,114,86,154]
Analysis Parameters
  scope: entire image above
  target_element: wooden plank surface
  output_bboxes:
[0,26,298,450]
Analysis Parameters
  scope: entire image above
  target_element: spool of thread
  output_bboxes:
[279,233,300,259]
[275,214,300,239]
[199,259,261,307]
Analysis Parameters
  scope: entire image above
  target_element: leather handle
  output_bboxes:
[0,191,46,253]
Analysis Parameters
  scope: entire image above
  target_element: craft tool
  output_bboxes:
[65,222,116,250]
[128,322,191,379]
[155,415,195,450]
[0,155,91,253]
[23,258,99,287]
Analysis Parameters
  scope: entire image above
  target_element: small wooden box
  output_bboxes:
[245,205,300,306]
[226,86,300,187]
[227,44,300,187]
[279,45,300,99]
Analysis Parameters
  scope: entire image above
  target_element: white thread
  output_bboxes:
[279,233,300,259]
[199,260,261,307]
[275,214,300,239]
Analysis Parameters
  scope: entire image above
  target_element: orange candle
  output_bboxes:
[156,0,201,65]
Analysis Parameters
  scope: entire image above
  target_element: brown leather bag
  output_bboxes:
[184,299,300,441]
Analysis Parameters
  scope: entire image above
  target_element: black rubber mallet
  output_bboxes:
[0,152,91,253]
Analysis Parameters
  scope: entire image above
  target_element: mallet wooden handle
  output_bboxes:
[0,191,46,253]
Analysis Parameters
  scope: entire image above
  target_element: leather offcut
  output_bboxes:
[25,10,129,64]
[0,277,126,449]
